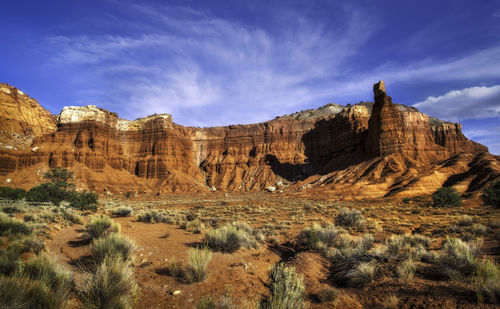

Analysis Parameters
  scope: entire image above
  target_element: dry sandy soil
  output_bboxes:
[4,192,500,308]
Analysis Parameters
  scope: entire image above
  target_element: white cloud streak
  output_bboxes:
[413,85,500,122]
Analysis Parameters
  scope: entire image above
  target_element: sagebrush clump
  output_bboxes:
[261,263,306,309]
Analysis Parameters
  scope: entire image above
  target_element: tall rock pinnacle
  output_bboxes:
[367,80,405,156]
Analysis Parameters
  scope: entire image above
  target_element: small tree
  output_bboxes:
[432,187,462,207]
[482,181,500,208]
[43,167,74,189]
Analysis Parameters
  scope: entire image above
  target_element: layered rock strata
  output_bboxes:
[0,81,496,198]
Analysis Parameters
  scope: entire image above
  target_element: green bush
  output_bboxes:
[0,186,26,200]
[78,257,138,309]
[261,263,306,309]
[67,190,98,211]
[26,183,67,206]
[90,234,136,265]
[335,208,365,229]
[86,216,121,239]
[432,187,462,207]
[482,181,500,208]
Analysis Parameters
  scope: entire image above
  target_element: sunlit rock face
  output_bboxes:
[0,81,496,198]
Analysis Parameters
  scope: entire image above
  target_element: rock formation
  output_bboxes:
[0,81,498,198]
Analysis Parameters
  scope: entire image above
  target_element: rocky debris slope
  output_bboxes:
[0,81,497,198]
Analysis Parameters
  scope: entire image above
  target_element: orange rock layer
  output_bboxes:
[0,81,498,198]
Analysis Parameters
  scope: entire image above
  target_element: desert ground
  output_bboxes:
[2,191,499,308]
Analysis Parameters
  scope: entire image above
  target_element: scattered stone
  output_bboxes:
[266,186,276,192]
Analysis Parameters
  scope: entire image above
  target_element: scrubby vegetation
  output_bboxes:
[438,237,481,279]
[78,257,138,309]
[334,208,365,229]
[297,223,340,250]
[164,247,213,283]
[261,263,306,309]
[111,206,133,217]
[432,187,462,207]
[0,213,33,236]
[90,234,136,265]
[482,180,500,208]
[475,260,500,304]
[137,210,172,223]
[86,215,121,239]
[0,186,27,200]
[203,222,263,253]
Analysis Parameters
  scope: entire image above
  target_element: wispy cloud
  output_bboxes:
[44,4,376,124]
[413,85,500,122]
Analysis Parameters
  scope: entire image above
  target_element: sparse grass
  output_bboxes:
[90,234,136,265]
[203,223,260,253]
[335,208,365,229]
[458,215,474,227]
[380,294,399,309]
[261,263,306,309]
[0,214,33,236]
[86,215,121,239]
[397,259,416,281]
[62,209,83,224]
[185,219,205,234]
[16,253,74,306]
[438,237,481,279]
[345,260,377,287]
[185,247,212,283]
[137,210,171,223]
[316,287,339,304]
[297,224,340,250]
[111,206,133,217]
[78,257,138,309]
[475,260,500,304]
[385,234,431,260]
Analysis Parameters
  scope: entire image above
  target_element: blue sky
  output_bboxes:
[1,0,499,154]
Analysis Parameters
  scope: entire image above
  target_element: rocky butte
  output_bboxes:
[0,81,498,198]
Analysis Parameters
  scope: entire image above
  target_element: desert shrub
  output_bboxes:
[438,237,481,278]
[458,215,474,227]
[475,260,500,304]
[297,224,339,250]
[78,257,138,309]
[482,181,500,208]
[86,215,121,239]
[17,253,73,306]
[23,214,39,222]
[43,167,74,188]
[345,260,376,287]
[381,294,399,309]
[196,296,216,309]
[261,263,306,309]
[0,249,21,276]
[62,209,83,224]
[111,206,133,217]
[67,190,98,211]
[185,219,205,234]
[0,275,66,309]
[432,187,462,207]
[0,214,33,236]
[316,287,339,304]
[185,247,212,283]
[137,210,171,223]
[0,186,26,200]
[90,234,136,265]
[2,205,23,214]
[165,258,184,279]
[335,208,365,229]
[385,234,431,260]
[397,259,416,281]
[203,223,259,253]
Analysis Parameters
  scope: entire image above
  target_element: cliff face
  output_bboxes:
[0,81,497,198]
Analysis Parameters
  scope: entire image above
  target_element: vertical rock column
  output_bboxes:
[367,80,406,156]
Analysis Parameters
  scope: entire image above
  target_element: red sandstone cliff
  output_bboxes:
[0,81,497,198]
